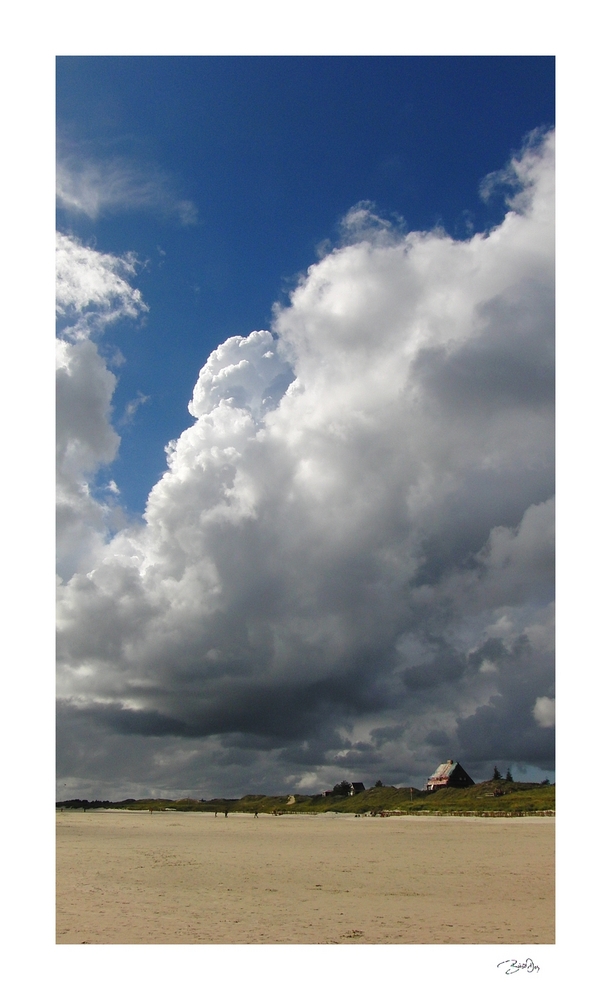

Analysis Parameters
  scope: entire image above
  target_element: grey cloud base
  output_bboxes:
[57,133,555,798]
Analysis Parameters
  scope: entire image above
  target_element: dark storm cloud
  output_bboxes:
[401,644,467,691]
[458,698,555,770]
[457,629,555,770]
[69,654,395,743]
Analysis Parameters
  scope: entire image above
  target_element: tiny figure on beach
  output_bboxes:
[224,809,228,818]
[215,811,217,817]
[254,811,258,818]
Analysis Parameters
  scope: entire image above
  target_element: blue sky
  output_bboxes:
[56,57,555,799]
[57,57,554,514]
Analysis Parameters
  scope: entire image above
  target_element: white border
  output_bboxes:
[4,1,607,993]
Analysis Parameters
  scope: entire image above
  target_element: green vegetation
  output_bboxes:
[57,779,554,816]
[331,781,353,796]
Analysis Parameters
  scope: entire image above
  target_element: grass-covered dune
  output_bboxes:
[57,780,554,816]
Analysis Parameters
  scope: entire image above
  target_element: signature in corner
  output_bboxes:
[497,958,540,975]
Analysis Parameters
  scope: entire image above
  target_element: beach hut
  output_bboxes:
[426,760,474,791]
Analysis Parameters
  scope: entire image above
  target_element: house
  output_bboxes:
[426,759,474,791]
[323,781,366,797]
[349,782,366,795]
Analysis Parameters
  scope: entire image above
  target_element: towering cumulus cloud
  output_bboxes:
[57,132,554,798]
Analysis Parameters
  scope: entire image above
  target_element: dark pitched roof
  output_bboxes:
[427,760,474,785]
[429,760,460,781]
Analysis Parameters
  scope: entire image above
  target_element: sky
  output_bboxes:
[56,56,555,800]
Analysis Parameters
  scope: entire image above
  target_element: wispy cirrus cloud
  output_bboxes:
[478,126,553,210]
[56,153,198,225]
[119,391,151,426]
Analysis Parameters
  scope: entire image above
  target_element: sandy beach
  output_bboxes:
[56,811,554,944]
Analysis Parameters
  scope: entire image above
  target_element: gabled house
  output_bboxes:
[349,782,366,795]
[426,759,474,791]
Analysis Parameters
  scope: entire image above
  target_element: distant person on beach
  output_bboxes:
[224,810,228,818]
[254,811,258,818]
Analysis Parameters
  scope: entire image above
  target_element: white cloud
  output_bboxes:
[339,200,401,245]
[189,329,295,422]
[533,696,555,728]
[479,127,554,215]
[56,232,147,339]
[56,233,147,580]
[57,132,555,796]
[57,154,198,225]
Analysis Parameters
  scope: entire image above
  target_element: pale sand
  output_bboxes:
[56,811,554,944]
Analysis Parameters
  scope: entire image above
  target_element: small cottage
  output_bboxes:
[426,759,474,791]
[323,781,366,797]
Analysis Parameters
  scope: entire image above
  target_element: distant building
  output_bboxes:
[426,760,474,791]
[323,781,366,797]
